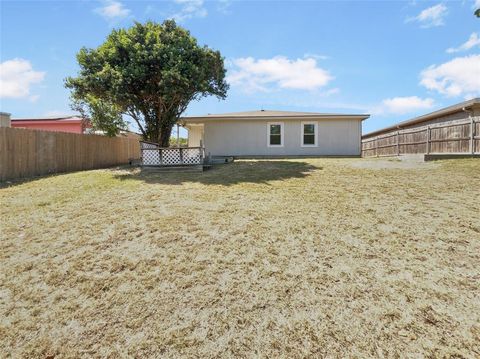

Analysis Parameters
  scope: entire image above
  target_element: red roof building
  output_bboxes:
[11,116,91,134]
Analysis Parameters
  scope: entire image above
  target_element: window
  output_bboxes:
[301,121,317,147]
[267,122,284,147]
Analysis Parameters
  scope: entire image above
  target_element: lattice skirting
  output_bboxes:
[141,146,203,166]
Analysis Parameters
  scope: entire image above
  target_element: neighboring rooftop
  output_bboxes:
[11,115,83,122]
[182,109,370,121]
[364,98,480,138]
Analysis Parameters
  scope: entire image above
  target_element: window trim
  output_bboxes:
[267,122,284,147]
[301,121,318,147]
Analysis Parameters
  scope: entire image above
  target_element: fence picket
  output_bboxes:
[0,127,140,181]
[362,119,479,157]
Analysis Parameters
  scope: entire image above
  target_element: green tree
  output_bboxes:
[71,95,126,137]
[65,20,228,146]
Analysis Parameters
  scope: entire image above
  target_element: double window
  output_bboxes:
[301,121,318,147]
[267,122,284,147]
[266,121,318,147]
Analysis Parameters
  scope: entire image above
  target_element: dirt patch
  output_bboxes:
[350,155,440,170]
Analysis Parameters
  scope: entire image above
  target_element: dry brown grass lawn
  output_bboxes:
[1,158,479,358]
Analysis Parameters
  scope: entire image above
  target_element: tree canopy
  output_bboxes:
[66,20,228,145]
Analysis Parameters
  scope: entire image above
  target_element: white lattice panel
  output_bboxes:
[161,149,181,165]
[141,142,159,149]
[142,149,160,165]
[183,148,202,164]
[141,141,203,166]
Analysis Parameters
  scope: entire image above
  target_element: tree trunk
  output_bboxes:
[159,122,173,147]
[142,111,175,146]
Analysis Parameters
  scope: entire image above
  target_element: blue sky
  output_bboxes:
[1,0,479,135]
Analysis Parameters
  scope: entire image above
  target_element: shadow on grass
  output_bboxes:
[113,160,321,186]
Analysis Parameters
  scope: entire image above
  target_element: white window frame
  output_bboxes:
[267,122,284,147]
[301,121,318,147]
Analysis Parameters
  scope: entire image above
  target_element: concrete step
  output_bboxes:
[208,156,234,164]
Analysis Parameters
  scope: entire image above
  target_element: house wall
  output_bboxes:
[11,120,84,134]
[187,125,204,147]
[202,118,362,157]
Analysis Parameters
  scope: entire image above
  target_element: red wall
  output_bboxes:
[11,120,86,134]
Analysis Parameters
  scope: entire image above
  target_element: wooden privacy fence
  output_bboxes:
[362,118,480,157]
[0,127,140,181]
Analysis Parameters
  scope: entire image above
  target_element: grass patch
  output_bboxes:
[1,158,479,357]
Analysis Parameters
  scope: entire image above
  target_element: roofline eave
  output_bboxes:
[363,98,480,138]
[181,114,370,123]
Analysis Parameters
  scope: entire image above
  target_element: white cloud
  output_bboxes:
[371,96,435,115]
[474,0,480,9]
[171,0,207,22]
[94,0,130,21]
[406,3,448,28]
[0,58,45,99]
[217,0,232,14]
[303,53,330,60]
[420,54,480,98]
[227,56,334,92]
[29,95,40,103]
[447,32,480,53]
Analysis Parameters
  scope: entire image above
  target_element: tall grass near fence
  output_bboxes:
[0,127,140,181]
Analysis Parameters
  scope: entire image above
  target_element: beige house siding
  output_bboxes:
[187,125,204,147]
[201,118,362,157]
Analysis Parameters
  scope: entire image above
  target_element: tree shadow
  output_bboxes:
[113,160,321,186]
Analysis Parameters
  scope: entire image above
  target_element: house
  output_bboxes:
[362,98,480,158]
[11,116,90,134]
[181,110,370,158]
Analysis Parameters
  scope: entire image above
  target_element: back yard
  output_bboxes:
[1,158,479,358]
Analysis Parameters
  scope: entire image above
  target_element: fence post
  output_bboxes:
[159,148,163,165]
[179,148,184,164]
[470,116,475,154]
[396,130,400,156]
[426,126,431,154]
[375,137,378,157]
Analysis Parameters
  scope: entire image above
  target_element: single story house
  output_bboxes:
[11,116,90,134]
[181,110,369,157]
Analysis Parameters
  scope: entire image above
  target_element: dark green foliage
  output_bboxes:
[71,95,126,137]
[169,137,188,147]
[66,20,228,146]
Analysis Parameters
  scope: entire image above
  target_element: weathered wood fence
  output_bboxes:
[0,127,140,181]
[362,118,480,157]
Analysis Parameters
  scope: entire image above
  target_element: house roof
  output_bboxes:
[11,115,84,122]
[363,98,480,138]
[181,109,370,122]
